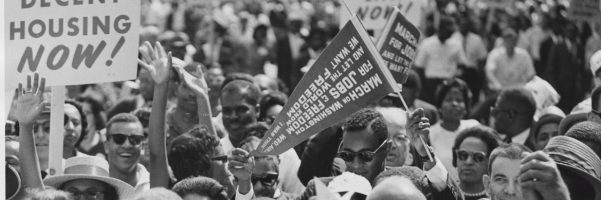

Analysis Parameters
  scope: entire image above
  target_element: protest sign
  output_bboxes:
[375,8,421,84]
[252,15,399,156]
[397,0,425,29]
[568,0,601,22]
[4,0,140,91]
[339,0,400,31]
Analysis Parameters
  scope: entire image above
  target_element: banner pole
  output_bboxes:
[395,87,433,162]
[48,86,65,176]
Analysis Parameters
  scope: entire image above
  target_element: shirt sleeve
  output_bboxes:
[424,157,449,192]
[235,185,254,200]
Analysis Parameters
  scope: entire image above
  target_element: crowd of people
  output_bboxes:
[5,0,601,199]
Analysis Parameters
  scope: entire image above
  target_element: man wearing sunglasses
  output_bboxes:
[103,113,150,193]
[220,79,304,194]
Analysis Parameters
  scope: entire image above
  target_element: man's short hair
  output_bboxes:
[374,166,430,195]
[453,126,501,167]
[172,176,228,200]
[591,85,601,111]
[168,128,221,181]
[498,87,536,123]
[342,108,388,144]
[565,121,601,158]
[221,80,262,106]
[105,113,141,134]
[487,143,532,174]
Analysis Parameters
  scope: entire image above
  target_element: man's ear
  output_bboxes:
[483,174,491,193]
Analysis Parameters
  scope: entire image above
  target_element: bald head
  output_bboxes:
[254,74,278,93]
[367,176,426,200]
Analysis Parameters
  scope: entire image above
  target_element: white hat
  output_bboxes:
[590,50,601,76]
[44,156,134,199]
[327,172,372,199]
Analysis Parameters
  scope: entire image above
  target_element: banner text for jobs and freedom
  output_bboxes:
[261,36,385,153]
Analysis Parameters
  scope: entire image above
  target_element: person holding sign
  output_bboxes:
[13,73,135,199]
[220,79,305,194]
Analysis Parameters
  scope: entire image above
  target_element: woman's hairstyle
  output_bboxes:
[172,176,228,200]
[77,96,107,131]
[169,126,221,181]
[259,91,288,121]
[65,99,88,148]
[435,78,472,115]
[452,125,501,167]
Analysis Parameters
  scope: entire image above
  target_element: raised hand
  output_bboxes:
[14,73,46,126]
[175,64,209,95]
[138,41,172,85]
[519,151,571,200]
[406,108,431,157]
[228,148,254,181]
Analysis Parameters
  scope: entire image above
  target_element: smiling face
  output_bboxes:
[457,137,489,185]
[440,87,467,121]
[104,122,144,173]
[484,157,523,200]
[221,92,258,144]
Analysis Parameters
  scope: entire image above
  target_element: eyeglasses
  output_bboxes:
[251,172,279,186]
[108,134,145,146]
[211,155,228,163]
[337,140,389,163]
[455,150,487,163]
[65,188,105,199]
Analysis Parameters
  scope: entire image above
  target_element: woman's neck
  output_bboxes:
[460,181,485,194]
[440,119,461,131]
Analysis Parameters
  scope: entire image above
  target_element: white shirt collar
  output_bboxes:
[512,128,530,145]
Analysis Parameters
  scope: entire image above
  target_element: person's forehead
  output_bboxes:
[342,128,380,151]
[491,157,521,177]
[64,104,81,119]
[63,179,107,190]
[459,137,488,152]
[109,122,144,135]
[253,158,278,175]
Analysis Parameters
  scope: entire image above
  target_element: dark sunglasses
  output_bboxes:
[251,172,279,186]
[108,134,145,146]
[455,150,487,163]
[337,140,389,163]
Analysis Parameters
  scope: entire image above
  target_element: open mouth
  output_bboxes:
[119,152,134,158]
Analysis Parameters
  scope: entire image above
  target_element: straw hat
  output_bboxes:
[544,136,601,200]
[43,156,134,199]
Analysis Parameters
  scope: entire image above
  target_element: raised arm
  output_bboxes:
[138,41,171,188]
[15,73,46,190]
[174,64,216,137]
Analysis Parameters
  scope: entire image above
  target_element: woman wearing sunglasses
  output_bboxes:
[451,126,500,200]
